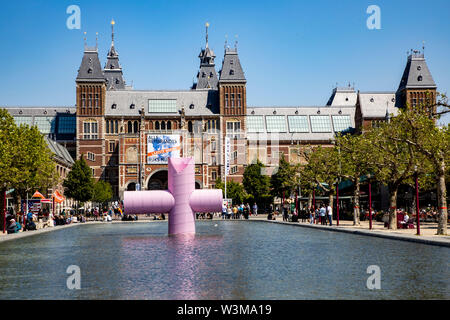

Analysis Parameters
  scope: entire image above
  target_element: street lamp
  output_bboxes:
[415,165,421,235]
[369,181,372,229]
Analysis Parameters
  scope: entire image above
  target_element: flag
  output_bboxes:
[32,191,45,199]
[52,190,65,203]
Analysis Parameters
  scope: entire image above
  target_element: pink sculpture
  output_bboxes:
[124,158,223,235]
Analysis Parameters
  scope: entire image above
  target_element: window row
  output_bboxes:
[246,115,352,133]
[224,93,242,107]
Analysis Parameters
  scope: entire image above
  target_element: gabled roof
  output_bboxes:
[44,136,74,167]
[358,92,398,118]
[219,48,246,82]
[326,87,357,106]
[76,48,105,83]
[397,53,436,91]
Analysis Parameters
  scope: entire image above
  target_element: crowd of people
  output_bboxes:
[221,203,258,220]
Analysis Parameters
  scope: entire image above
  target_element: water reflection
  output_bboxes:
[0,221,448,300]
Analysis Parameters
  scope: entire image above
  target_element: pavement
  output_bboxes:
[1,214,449,248]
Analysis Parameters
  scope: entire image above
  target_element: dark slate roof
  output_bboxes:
[194,65,219,90]
[397,53,436,91]
[219,48,246,82]
[104,40,125,90]
[44,136,74,167]
[76,48,106,82]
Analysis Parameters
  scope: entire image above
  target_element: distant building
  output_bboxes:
[1,22,438,201]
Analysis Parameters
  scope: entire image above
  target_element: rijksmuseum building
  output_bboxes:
[3,22,437,202]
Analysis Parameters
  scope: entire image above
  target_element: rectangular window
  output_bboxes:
[212,171,217,181]
[95,94,99,107]
[211,155,217,165]
[247,116,265,133]
[332,115,352,132]
[81,94,86,107]
[148,99,177,113]
[83,121,98,139]
[109,141,116,153]
[13,116,33,126]
[237,93,241,107]
[87,152,95,161]
[266,116,287,133]
[231,93,235,107]
[225,93,229,107]
[211,141,216,151]
[34,116,56,134]
[88,94,92,107]
[231,166,238,174]
[58,116,76,134]
[310,115,332,132]
[288,116,309,133]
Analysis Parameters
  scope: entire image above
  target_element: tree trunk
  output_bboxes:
[308,193,312,209]
[388,187,398,230]
[353,178,361,226]
[0,189,5,231]
[436,162,448,235]
[328,193,334,212]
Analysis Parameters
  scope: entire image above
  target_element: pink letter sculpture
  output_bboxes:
[124,157,223,235]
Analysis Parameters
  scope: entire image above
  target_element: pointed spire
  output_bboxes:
[111,19,115,45]
[205,22,209,48]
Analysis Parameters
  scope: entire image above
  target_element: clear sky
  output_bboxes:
[0,0,449,124]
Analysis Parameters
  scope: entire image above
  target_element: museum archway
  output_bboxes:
[148,170,168,190]
[127,182,136,191]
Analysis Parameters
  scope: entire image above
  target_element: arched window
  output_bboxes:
[167,121,172,130]
[106,120,110,133]
[128,121,132,133]
[155,121,160,130]
[161,121,166,130]
[115,120,118,133]
[133,121,138,133]
[188,121,193,133]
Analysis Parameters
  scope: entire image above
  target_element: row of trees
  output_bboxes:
[290,93,449,234]
[0,109,57,214]
[215,93,449,235]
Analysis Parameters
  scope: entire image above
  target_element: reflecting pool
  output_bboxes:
[0,221,448,299]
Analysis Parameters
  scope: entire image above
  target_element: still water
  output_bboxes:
[0,221,448,299]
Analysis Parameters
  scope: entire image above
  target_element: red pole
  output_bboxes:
[415,172,420,235]
[295,190,298,213]
[369,182,372,230]
[336,184,339,226]
[3,190,6,234]
[312,189,316,223]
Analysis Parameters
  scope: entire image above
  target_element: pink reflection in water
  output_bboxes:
[119,234,223,299]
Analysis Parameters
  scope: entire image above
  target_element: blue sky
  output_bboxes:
[0,0,449,123]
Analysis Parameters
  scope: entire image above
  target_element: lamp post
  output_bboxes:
[369,177,372,230]
[336,183,339,226]
[3,183,6,234]
[415,165,420,235]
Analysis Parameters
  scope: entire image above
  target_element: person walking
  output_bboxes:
[327,203,333,226]
[252,203,258,216]
[320,204,326,225]
[222,204,227,220]
[309,207,314,224]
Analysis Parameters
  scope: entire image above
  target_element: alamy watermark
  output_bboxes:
[66,5,81,30]
[66,265,81,290]
[366,265,381,290]
[366,5,381,30]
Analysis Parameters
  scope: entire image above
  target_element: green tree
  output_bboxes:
[302,146,340,212]
[364,117,426,229]
[391,93,449,235]
[242,159,272,206]
[12,124,58,208]
[270,155,298,201]
[336,133,373,225]
[63,156,94,209]
[215,179,246,205]
[92,180,113,209]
